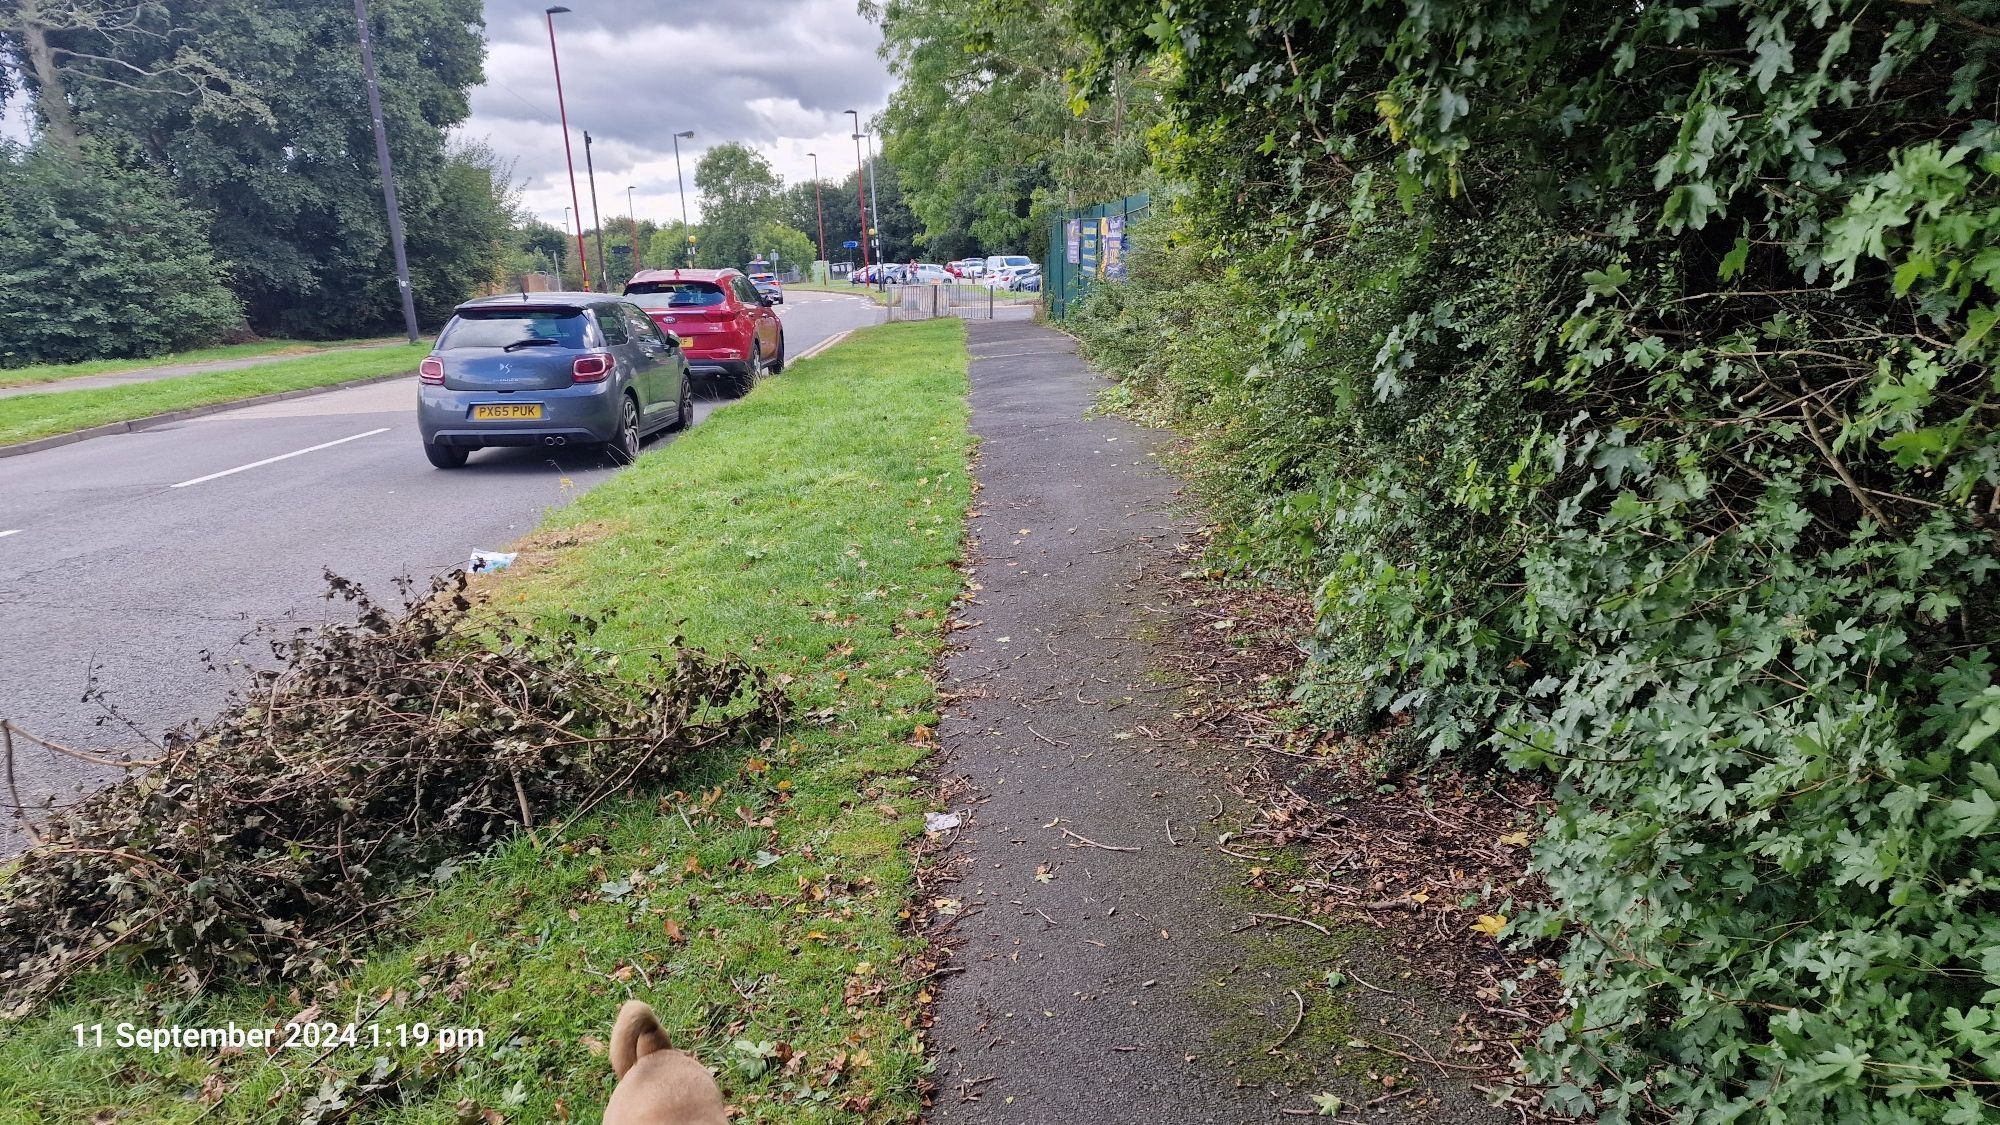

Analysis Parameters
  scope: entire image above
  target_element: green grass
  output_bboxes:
[0,318,972,1124]
[0,343,433,447]
[0,336,403,389]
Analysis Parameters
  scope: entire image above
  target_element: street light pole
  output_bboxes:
[352,0,420,342]
[863,130,883,268]
[626,185,640,273]
[845,109,868,274]
[584,130,608,291]
[671,129,694,266]
[543,6,590,291]
[807,151,826,272]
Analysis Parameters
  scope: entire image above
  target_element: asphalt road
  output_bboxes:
[0,289,881,826]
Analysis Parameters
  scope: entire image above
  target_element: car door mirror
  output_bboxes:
[759,295,775,307]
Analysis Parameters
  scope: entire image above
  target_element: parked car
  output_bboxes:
[418,292,693,469]
[623,268,784,396]
[983,254,1033,277]
[985,264,1037,289]
[1012,268,1043,293]
[747,272,784,304]
[905,263,953,284]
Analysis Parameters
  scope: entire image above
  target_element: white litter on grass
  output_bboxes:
[469,551,517,573]
[925,811,962,833]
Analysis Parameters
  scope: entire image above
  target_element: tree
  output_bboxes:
[752,221,815,276]
[2,0,270,153]
[38,0,494,337]
[869,0,1152,255]
[0,141,240,366]
[692,142,779,270]
[647,220,699,271]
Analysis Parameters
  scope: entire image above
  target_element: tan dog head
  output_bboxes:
[604,1000,728,1125]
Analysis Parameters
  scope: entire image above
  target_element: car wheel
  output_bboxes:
[605,395,641,465]
[769,332,785,375]
[735,346,760,397]
[671,374,694,431]
[425,442,469,469]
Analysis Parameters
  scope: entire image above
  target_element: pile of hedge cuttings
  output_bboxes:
[0,572,780,1014]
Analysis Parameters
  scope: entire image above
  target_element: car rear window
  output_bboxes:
[625,282,726,309]
[438,309,587,350]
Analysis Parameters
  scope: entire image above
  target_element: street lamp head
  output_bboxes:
[545,5,569,12]
[676,130,694,139]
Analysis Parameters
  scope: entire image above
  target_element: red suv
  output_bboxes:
[623,268,784,395]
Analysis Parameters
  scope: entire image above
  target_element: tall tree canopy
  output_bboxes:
[692,142,780,271]
[1,0,503,345]
[868,0,1152,255]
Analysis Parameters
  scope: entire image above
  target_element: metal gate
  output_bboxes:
[883,283,1015,321]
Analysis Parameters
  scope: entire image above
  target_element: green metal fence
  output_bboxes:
[1043,191,1150,319]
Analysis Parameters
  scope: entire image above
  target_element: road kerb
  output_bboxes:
[791,330,855,365]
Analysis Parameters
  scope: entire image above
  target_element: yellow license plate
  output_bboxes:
[471,403,543,421]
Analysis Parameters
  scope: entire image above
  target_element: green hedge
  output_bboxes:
[0,144,242,368]
[1065,2,2000,1121]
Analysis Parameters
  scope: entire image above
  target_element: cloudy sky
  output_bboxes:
[470,0,893,231]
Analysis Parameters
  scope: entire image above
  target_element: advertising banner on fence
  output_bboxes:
[1066,219,1081,264]
[1103,215,1126,281]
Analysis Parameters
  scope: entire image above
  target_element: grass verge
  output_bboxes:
[0,336,404,390]
[0,343,432,447]
[0,317,972,1124]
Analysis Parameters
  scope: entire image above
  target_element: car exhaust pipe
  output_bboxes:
[542,435,566,447]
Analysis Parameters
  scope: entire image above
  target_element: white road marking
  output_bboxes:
[0,529,20,538]
[170,427,390,488]
[792,330,854,364]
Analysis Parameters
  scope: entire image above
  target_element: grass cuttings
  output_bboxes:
[0,342,431,447]
[0,317,972,1124]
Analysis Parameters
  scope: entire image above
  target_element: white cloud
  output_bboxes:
[462,0,893,229]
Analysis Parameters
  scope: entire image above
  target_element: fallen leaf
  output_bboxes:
[1497,831,1531,846]
[1471,913,1509,938]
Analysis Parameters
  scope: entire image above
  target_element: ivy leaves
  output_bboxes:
[1056,0,2000,1119]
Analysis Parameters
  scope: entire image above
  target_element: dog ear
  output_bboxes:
[609,1000,673,1078]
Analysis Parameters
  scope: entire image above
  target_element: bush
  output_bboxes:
[1066,1,2000,1119]
[0,143,242,367]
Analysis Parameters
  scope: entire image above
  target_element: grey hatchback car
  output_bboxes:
[417,293,694,469]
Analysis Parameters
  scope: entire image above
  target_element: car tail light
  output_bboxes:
[418,357,445,384]
[571,353,611,382]
[703,308,733,322]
